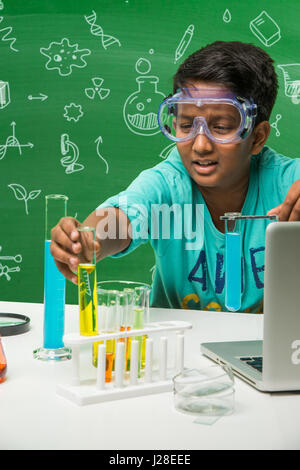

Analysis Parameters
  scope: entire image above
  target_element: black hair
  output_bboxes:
[173,41,278,124]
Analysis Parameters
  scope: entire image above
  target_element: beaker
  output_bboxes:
[78,227,98,337]
[33,195,71,361]
[92,289,129,382]
[93,281,150,378]
[224,212,242,312]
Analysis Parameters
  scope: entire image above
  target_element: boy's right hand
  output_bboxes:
[50,217,82,284]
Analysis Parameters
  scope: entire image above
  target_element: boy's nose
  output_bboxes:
[192,128,213,152]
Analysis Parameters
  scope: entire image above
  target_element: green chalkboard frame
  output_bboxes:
[1,0,299,304]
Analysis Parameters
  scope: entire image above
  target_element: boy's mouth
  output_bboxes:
[192,160,218,174]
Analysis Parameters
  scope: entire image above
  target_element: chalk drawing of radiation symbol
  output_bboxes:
[123,58,165,136]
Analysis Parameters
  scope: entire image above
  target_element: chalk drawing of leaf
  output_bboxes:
[28,189,41,200]
[8,184,27,201]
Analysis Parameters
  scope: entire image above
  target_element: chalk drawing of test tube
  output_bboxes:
[0,263,21,280]
[278,64,300,104]
[0,245,22,281]
[60,133,84,174]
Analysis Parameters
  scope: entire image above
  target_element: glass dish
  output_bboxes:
[173,365,235,418]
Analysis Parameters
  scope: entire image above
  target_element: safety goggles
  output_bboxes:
[157,88,257,144]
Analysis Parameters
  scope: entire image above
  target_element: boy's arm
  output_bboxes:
[267,179,300,221]
[50,207,131,284]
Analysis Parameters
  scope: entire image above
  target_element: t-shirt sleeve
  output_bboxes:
[259,148,300,206]
[278,156,300,199]
[96,167,171,258]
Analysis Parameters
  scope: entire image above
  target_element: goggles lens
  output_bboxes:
[158,89,256,143]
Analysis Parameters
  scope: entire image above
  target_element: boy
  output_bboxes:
[50,41,300,312]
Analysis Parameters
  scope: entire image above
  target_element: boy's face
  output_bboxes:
[176,81,257,192]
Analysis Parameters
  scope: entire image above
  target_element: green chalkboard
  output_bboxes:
[1,0,300,304]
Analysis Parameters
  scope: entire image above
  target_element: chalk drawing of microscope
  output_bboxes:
[0,245,22,281]
[60,133,84,174]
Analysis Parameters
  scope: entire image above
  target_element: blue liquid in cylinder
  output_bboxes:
[43,240,66,349]
[225,232,241,312]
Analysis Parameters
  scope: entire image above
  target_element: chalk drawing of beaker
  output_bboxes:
[123,58,165,136]
[278,64,300,104]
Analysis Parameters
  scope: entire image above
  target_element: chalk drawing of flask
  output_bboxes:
[277,64,300,104]
[123,58,165,136]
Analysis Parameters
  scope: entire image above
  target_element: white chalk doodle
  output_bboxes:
[271,114,282,137]
[95,136,109,174]
[0,15,18,52]
[0,245,22,281]
[123,57,165,136]
[149,265,156,283]
[278,64,300,104]
[249,11,281,47]
[84,10,121,50]
[174,24,194,64]
[159,143,176,160]
[0,121,34,160]
[28,93,48,102]
[85,77,110,101]
[0,80,10,108]
[223,9,232,23]
[63,103,84,122]
[0,2,4,10]
[8,183,41,215]
[60,133,84,174]
[40,38,91,77]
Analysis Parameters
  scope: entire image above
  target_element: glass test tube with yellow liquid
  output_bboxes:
[77,227,98,336]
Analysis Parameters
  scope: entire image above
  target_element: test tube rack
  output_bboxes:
[56,320,192,406]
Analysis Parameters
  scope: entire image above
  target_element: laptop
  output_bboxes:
[201,221,300,392]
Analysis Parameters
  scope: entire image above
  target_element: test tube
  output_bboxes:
[133,305,145,377]
[33,195,71,361]
[224,212,242,312]
[118,291,133,372]
[130,286,149,373]
[78,227,98,336]
[93,292,117,382]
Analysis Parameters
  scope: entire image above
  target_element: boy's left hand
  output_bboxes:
[267,179,300,221]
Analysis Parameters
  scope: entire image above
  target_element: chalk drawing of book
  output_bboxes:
[0,80,10,109]
[249,11,281,47]
[278,64,300,103]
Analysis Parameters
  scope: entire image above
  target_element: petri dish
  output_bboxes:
[173,365,235,417]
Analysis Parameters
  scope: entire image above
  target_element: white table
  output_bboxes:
[1,301,300,450]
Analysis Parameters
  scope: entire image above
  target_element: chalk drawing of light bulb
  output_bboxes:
[123,58,165,136]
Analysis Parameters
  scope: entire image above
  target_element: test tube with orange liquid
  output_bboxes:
[93,292,119,382]
[0,336,7,383]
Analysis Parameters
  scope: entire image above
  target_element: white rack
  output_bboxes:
[57,320,192,406]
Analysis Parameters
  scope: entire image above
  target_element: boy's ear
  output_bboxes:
[251,121,271,155]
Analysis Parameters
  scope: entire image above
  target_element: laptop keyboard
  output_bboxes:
[239,356,263,372]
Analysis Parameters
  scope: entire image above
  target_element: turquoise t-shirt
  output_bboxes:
[97,146,300,312]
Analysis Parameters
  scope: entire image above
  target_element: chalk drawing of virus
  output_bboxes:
[63,103,84,122]
[40,37,91,77]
